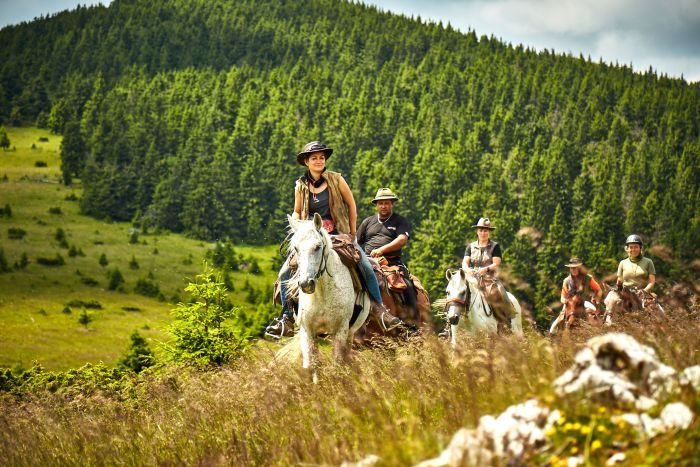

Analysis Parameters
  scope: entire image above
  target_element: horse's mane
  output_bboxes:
[284,219,333,299]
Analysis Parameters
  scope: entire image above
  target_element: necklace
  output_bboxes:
[377,213,393,224]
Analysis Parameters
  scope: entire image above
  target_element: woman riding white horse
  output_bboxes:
[443,268,523,346]
[286,213,369,380]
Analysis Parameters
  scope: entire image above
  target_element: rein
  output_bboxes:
[313,230,330,280]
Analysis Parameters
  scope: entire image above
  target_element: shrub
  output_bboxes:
[0,248,10,273]
[13,252,29,270]
[128,255,139,270]
[36,254,65,267]
[7,227,26,240]
[55,227,66,242]
[64,193,79,201]
[152,248,159,255]
[67,245,84,257]
[107,268,125,291]
[80,276,99,286]
[62,306,72,314]
[117,331,154,373]
[38,136,49,142]
[34,161,47,167]
[98,253,108,267]
[164,265,248,367]
[134,278,160,298]
[128,229,139,244]
[48,207,62,215]
[78,308,93,328]
[0,203,11,217]
[206,239,239,271]
[66,299,102,309]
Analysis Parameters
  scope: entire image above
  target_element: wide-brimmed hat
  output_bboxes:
[564,257,584,268]
[471,217,495,230]
[296,141,333,166]
[372,187,399,204]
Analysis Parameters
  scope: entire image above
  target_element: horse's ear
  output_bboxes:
[459,268,467,281]
[288,214,300,232]
[313,212,323,231]
[445,268,455,280]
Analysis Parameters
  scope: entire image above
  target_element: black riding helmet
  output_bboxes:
[625,234,643,246]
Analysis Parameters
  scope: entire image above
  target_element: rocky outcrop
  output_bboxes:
[553,333,678,410]
[413,333,696,467]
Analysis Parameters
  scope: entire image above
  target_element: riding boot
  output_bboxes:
[265,308,295,339]
[369,301,402,331]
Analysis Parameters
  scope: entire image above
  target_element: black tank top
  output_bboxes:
[308,187,332,220]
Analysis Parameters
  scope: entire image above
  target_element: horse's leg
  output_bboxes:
[508,295,523,336]
[333,326,350,364]
[299,327,318,381]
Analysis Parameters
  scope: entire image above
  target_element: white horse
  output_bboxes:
[286,213,369,381]
[443,268,523,346]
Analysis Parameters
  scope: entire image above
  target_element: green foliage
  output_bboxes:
[78,307,93,328]
[164,265,248,367]
[65,299,102,309]
[205,239,239,271]
[134,277,160,298]
[7,227,26,239]
[59,121,85,185]
[98,252,108,267]
[0,248,10,273]
[107,268,125,291]
[0,126,10,149]
[128,255,139,269]
[36,253,65,267]
[13,252,29,270]
[2,204,11,217]
[117,331,154,373]
[48,207,62,215]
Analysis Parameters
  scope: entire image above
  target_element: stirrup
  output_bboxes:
[379,310,402,332]
[264,316,294,339]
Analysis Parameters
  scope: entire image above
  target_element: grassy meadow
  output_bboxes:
[0,127,278,370]
[1,313,699,466]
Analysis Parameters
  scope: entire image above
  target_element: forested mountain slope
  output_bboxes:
[2,0,698,323]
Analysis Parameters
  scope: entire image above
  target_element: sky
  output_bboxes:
[1,0,699,82]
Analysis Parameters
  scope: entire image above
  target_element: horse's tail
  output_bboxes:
[274,334,302,364]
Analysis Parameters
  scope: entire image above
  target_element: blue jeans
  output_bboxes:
[278,240,383,315]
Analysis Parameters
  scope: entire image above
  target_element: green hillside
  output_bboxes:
[0,127,278,370]
[1,0,697,330]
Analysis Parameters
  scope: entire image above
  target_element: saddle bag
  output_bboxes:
[331,234,361,268]
[381,265,407,292]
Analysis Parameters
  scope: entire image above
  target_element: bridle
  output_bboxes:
[293,228,330,281]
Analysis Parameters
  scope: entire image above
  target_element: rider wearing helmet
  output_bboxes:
[616,234,656,292]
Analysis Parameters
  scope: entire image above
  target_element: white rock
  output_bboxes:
[606,452,626,465]
[554,333,678,409]
[341,454,380,467]
[680,365,700,391]
[660,402,694,430]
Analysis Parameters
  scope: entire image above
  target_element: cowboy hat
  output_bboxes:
[296,141,333,165]
[564,256,584,268]
[372,187,399,204]
[471,217,495,229]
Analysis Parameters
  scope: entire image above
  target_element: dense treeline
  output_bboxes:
[1,0,698,325]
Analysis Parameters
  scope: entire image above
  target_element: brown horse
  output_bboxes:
[603,286,664,325]
[354,260,432,344]
[549,283,609,336]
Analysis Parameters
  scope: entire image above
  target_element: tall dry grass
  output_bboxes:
[1,306,698,466]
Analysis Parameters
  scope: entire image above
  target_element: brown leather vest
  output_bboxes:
[295,171,351,234]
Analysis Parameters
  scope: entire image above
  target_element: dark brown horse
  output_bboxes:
[354,261,432,344]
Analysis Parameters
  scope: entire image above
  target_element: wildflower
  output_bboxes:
[572,422,582,431]
[564,423,574,431]
[591,440,602,452]
[545,427,557,437]
[570,446,579,455]
[597,425,608,433]
[557,416,566,426]
[598,406,607,414]
[580,425,591,435]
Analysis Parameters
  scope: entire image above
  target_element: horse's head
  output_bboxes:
[288,213,330,294]
[445,268,470,324]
